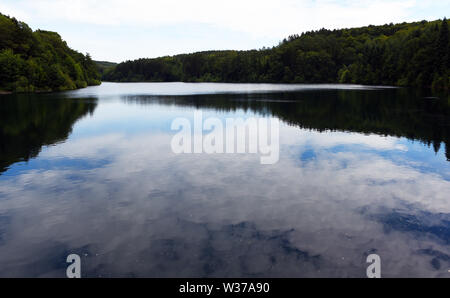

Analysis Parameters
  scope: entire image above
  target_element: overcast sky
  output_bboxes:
[0,0,448,63]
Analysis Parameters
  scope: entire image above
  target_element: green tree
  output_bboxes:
[0,13,100,92]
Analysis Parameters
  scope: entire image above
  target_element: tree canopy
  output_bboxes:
[105,19,449,90]
[0,13,101,92]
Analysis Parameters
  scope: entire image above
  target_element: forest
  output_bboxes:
[0,13,101,92]
[95,60,117,77]
[104,19,449,89]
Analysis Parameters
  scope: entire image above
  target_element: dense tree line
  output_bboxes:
[0,13,101,92]
[95,60,117,77]
[105,19,449,89]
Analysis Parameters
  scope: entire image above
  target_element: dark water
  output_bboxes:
[0,82,449,277]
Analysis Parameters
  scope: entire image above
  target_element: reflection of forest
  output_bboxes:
[123,88,450,161]
[0,94,97,173]
[0,88,448,176]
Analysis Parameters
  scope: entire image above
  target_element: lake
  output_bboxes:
[0,82,449,277]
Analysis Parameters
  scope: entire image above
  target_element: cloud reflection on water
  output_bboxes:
[0,102,449,277]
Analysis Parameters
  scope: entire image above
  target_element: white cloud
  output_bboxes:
[0,0,447,61]
[0,0,424,37]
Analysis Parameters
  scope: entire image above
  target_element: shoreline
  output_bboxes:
[0,83,102,95]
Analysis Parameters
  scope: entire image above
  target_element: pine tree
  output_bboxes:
[436,18,449,74]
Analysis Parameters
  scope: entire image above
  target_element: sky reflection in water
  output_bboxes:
[0,83,449,277]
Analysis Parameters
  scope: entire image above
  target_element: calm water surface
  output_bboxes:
[0,83,449,277]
